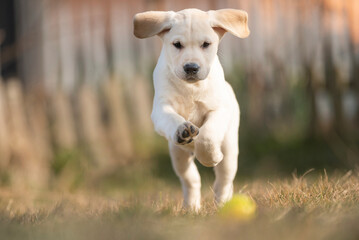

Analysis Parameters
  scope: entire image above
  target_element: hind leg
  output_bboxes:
[169,143,201,211]
[213,130,239,205]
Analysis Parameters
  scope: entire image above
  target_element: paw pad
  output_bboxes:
[176,122,199,145]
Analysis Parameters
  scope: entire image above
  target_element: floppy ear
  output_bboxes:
[133,11,175,39]
[208,9,250,39]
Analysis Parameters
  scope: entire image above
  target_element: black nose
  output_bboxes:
[183,63,200,75]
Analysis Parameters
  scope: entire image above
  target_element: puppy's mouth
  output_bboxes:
[184,75,200,83]
[174,69,208,83]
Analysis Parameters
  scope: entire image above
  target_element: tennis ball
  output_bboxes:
[219,194,257,220]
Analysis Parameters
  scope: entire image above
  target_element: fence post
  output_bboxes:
[0,80,10,169]
[78,84,114,170]
[103,78,133,163]
[6,79,48,189]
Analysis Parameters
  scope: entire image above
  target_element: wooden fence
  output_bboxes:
[0,77,153,189]
[12,0,358,135]
[1,0,359,188]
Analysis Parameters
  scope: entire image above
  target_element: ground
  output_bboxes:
[1,170,359,240]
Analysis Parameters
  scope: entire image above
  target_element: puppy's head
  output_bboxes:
[134,9,250,83]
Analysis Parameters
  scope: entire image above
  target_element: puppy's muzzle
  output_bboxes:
[183,63,200,75]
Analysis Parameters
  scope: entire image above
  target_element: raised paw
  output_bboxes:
[175,122,199,145]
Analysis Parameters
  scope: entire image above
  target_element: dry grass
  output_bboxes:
[1,170,359,240]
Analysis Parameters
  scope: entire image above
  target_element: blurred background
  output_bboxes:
[0,0,358,190]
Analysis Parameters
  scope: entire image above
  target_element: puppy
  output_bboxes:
[133,8,249,211]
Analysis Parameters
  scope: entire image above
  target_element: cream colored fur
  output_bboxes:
[133,8,249,211]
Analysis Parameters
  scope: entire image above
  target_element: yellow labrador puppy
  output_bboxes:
[133,8,249,210]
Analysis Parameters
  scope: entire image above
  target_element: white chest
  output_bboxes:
[170,94,211,128]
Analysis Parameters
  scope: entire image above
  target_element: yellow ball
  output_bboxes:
[219,194,257,220]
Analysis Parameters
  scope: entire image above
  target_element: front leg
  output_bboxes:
[195,108,231,167]
[151,101,199,145]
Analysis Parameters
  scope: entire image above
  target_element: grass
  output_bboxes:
[0,170,359,240]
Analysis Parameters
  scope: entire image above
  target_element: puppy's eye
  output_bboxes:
[173,42,183,49]
[201,42,211,49]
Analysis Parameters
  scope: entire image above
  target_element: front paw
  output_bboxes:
[175,122,199,145]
